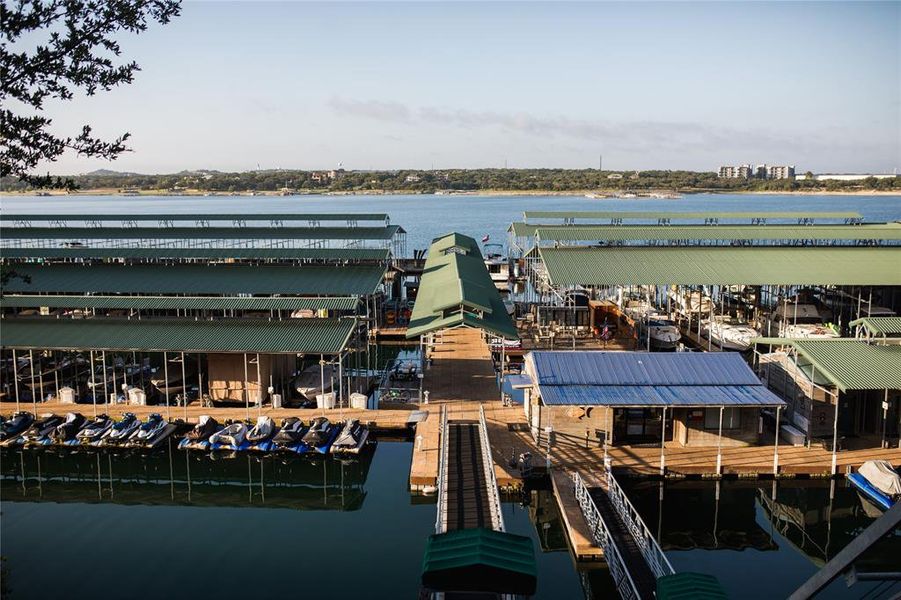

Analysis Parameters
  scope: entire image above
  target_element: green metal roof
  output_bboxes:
[0,225,400,240]
[528,223,901,242]
[523,210,862,221]
[849,316,901,336]
[2,263,386,296]
[535,246,901,286]
[790,340,901,391]
[407,232,518,340]
[1,295,359,312]
[0,317,356,354]
[421,528,537,595]
[0,247,391,261]
[656,573,728,600]
[1,213,389,223]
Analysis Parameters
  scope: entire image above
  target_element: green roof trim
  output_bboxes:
[407,232,518,340]
[0,247,391,261]
[523,210,862,220]
[0,225,400,240]
[421,528,537,595]
[1,213,389,223]
[656,573,729,600]
[0,318,356,354]
[1,295,359,312]
[2,263,386,296]
[849,316,901,336]
[529,223,901,242]
[536,246,901,286]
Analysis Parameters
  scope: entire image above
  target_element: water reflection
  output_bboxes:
[1,443,373,511]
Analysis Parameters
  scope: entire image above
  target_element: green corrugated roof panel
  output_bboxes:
[0,225,400,240]
[531,223,901,242]
[791,340,901,391]
[849,316,901,336]
[523,210,862,220]
[1,295,358,312]
[0,317,355,354]
[656,573,729,600]
[0,247,391,261]
[2,263,386,296]
[421,528,537,595]
[537,247,901,286]
[407,232,517,340]
[1,213,389,223]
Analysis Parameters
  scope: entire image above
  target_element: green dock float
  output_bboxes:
[656,572,729,599]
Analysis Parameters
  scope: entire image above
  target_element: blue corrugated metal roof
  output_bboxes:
[530,351,760,386]
[539,385,784,407]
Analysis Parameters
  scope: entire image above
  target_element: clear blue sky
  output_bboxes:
[35,1,900,174]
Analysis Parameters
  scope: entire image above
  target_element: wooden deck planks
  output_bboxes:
[550,470,605,561]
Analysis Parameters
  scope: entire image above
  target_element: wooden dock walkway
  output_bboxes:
[423,329,498,402]
[550,470,605,560]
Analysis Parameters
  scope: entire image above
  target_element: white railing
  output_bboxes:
[434,404,449,534]
[606,470,675,579]
[572,472,640,600]
[478,403,506,532]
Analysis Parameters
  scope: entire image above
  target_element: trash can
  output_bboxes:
[271,393,283,409]
[316,392,336,409]
[59,387,75,404]
[349,392,368,410]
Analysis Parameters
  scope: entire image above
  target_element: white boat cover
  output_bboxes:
[859,460,901,496]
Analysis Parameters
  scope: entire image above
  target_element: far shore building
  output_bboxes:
[718,164,753,179]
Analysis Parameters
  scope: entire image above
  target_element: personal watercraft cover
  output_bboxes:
[53,413,86,441]
[333,420,364,449]
[301,417,331,446]
[859,460,901,497]
[21,414,64,441]
[210,422,247,446]
[246,416,275,443]
[273,417,305,445]
[187,415,220,440]
[1,412,35,439]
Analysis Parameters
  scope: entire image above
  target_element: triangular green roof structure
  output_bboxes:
[656,573,728,599]
[406,232,518,340]
[850,316,901,337]
[421,528,537,595]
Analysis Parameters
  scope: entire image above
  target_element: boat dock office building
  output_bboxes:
[0,213,406,408]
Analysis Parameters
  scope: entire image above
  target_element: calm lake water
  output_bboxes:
[2,192,900,253]
[2,192,900,598]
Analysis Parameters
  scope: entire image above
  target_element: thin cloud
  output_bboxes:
[328,97,412,123]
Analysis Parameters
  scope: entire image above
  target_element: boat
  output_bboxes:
[293,364,335,401]
[668,288,713,315]
[179,415,222,451]
[51,412,87,445]
[700,316,759,352]
[19,414,65,447]
[0,411,35,444]
[848,460,901,511]
[246,415,276,450]
[642,317,682,351]
[209,421,249,451]
[101,413,141,446]
[76,414,114,445]
[483,243,511,283]
[330,420,371,455]
[125,413,170,448]
[300,417,340,454]
[769,303,839,339]
[271,417,308,452]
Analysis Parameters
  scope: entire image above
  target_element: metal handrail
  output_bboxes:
[573,472,641,600]
[434,404,449,534]
[606,470,675,579]
[478,403,506,532]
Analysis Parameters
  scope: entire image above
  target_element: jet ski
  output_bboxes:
[100,413,141,446]
[246,416,276,451]
[209,421,249,451]
[125,413,171,448]
[271,417,308,452]
[848,460,901,512]
[19,414,65,447]
[330,419,371,455]
[299,417,340,454]
[179,415,223,451]
[51,413,87,445]
[77,414,114,445]
[0,411,35,445]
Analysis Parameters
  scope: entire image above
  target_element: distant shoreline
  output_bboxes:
[2,188,899,198]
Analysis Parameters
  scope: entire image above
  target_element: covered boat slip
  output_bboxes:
[0,295,360,312]
[0,212,390,225]
[521,210,863,223]
[0,247,392,262]
[520,352,786,473]
[754,339,901,458]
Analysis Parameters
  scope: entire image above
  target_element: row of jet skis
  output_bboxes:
[0,411,371,456]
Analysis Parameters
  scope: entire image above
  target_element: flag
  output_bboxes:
[481,234,490,243]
